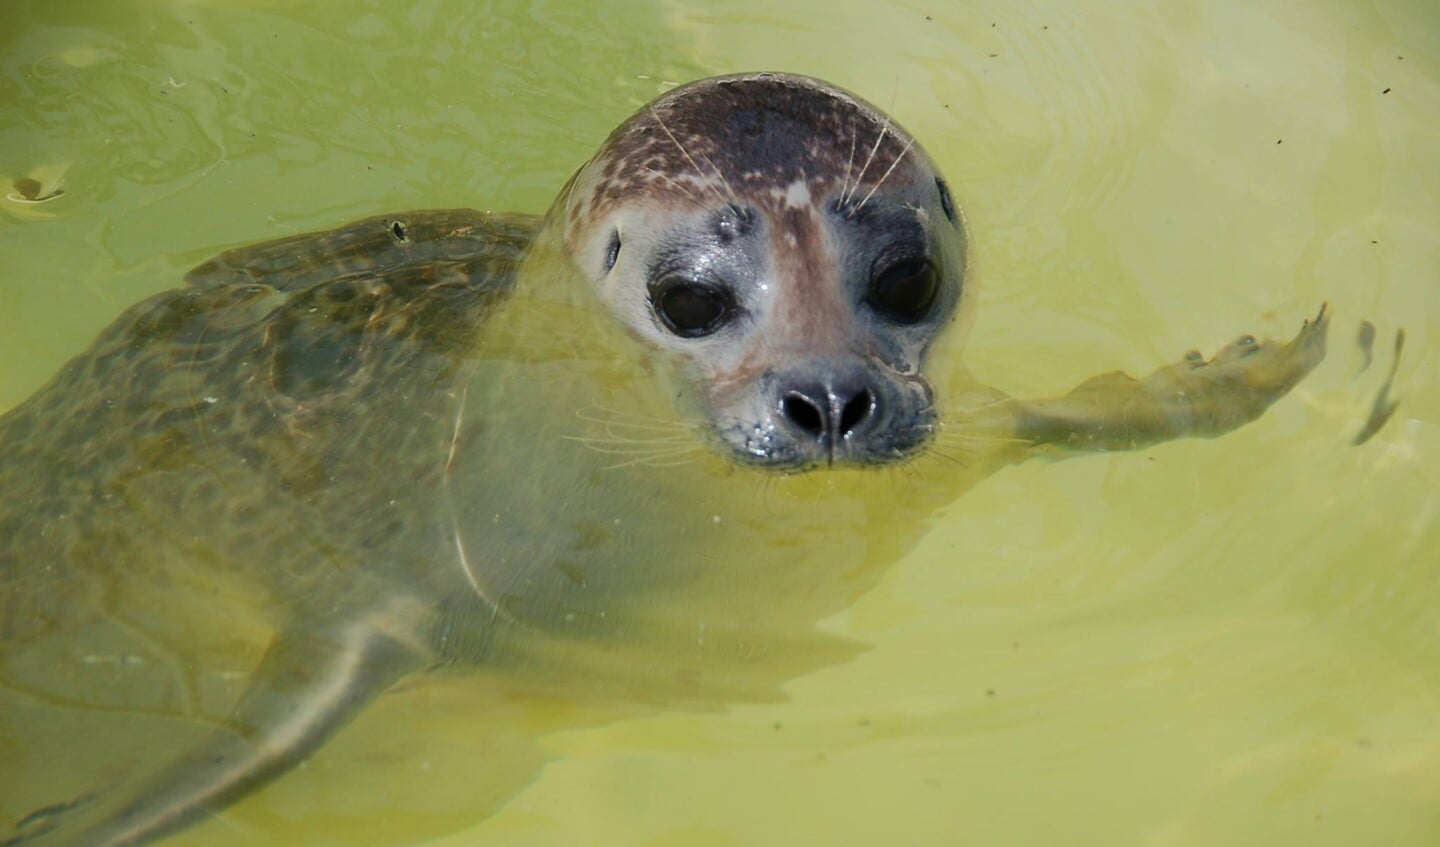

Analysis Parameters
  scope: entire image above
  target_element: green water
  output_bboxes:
[1,1,1437,845]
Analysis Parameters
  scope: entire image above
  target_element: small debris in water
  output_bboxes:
[1382,87,1391,94]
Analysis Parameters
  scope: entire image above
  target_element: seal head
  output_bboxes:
[558,72,967,469]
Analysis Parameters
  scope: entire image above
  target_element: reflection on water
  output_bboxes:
[0,0,1436,845]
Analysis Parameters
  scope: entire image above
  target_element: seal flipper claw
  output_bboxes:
[42,612,429,847]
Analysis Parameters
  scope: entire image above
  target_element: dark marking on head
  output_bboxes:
[587,75,917,217]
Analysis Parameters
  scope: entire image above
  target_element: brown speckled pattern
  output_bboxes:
[566,74,921,241]
[0,210,537,645]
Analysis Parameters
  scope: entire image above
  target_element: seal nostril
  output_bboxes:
[839,388,874,437]
[782,393,824,438]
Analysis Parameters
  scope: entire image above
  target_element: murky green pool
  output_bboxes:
[2,1,1436,845]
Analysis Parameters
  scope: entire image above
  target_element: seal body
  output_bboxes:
[0,73,1327,847]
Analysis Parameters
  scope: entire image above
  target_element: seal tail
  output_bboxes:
[16,611,429,847]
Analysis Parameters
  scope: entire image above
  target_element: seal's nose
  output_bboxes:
[777,369,879,447]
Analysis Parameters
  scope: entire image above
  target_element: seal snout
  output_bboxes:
[751,359,933,468]
[777,370,879,454]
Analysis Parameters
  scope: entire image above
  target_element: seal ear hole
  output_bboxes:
[388,220,410,243]
[935,178,956,224]
[604,231,621,273]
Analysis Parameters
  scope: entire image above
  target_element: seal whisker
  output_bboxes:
[840,115,859,202]
[574,406,699,437]
[935,430,1031,446]
[576,402,669,422]
[569,424,695,439]
[854,135,915,213]
[451,517,513,624]
[608,426,691,440]
[843,115,891,209]
[641,166,699,203]
[574,423,695,440]
[562,434,694,451]
[597,444,703,470]
[650,105,740,207]
[443,384,468,474]
[575,404,694,426]
[926,447,974,467]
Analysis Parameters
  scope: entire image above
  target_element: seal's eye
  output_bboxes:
[651,278,736,338]
[867,257,939,324]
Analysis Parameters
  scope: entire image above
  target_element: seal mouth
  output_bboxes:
[713,403,938,472]
[703,360,938,471]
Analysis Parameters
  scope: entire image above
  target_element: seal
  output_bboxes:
[0,73,1328,847]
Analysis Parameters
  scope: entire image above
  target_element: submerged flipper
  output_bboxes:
[8,606,431,847]
[991,304,1330,453]
[1353,327,1405,446]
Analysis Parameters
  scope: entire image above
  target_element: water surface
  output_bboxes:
[1,1,1436,845]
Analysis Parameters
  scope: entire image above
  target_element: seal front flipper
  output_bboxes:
[1000,305,1330,453]
[22,604,432,847]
